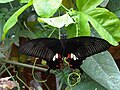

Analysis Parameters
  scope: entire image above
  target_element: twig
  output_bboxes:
[1,59,47,72]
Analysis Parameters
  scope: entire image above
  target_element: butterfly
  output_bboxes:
[19,35,111,72]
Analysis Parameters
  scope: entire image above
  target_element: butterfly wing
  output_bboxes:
[19,38,62,59]
[65,36,111,69]
[65,36,111,58]
[19,38,63,70]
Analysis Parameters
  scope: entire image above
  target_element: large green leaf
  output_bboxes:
[81,51,120,90]
[76,0,103,12]
[88,8,120,46]
[2,0,33,40]
[0,0,13,3]
[33,0,62,17]
[75,12,90,36]
[38,14,74,28]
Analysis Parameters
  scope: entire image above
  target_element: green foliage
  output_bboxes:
[81,51,120,90]
[2,0,33,39]
[18,0,29,3]
[33,0,62,17]
[19,30,37,39]
[0,19,5,42]
[66,73,107,90]
[76,0,103,12]
[0,0,120,90]
[88,8,120,45]
[38,14,74,28]
[107,0,120,12]
[0,0,14,3]
[69,1,120,45]
[100,0,109,7]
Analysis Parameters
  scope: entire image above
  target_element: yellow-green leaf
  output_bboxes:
[33,0,62,17]
[2,0,33,40]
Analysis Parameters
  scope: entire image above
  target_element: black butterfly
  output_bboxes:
[19,36,111,72]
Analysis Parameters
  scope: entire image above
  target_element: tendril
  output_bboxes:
[67,72,81,87]
[32,58,47,83]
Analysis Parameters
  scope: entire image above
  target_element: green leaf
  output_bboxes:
[76,0,103,12]
[66,24,77,38]
[0,8,8,13]
[107,0,120,12]
[2,0,33,40]
[19,0,29,3]
[0,13,5,19]
[38,14,74,28]
[100,0,109,7]
[88,8,120,46]
[19,30,37,39]
[75,12,90,36]
[66,81,106,90]
[3,38,12,52]
[0,53,5,58]
[66,73,107,90]
[0,19,5,42]
[81,51,120,90]
[12,35,19,46]
[114,9,120,18]
[10,25,20,46]
[0,0,14,3]
[33,0,62,17]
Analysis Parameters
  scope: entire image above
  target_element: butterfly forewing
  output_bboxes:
[19,38,62,60]
[65,37,111,59]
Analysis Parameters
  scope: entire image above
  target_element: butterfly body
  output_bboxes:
[19,36,111,71]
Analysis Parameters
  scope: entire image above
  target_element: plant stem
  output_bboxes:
[9,2,13,9]
[48,28,56,38]
[61,4,70,12]
[0,66,14,77]
[1,59,47,72]
[3,64,20,90]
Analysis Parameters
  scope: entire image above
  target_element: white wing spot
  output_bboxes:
[71,53,78,60]
[52,53,59,61]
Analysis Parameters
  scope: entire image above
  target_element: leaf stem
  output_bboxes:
[48,28,56,38]
[9,2,13,9]
[61,4,70,12]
